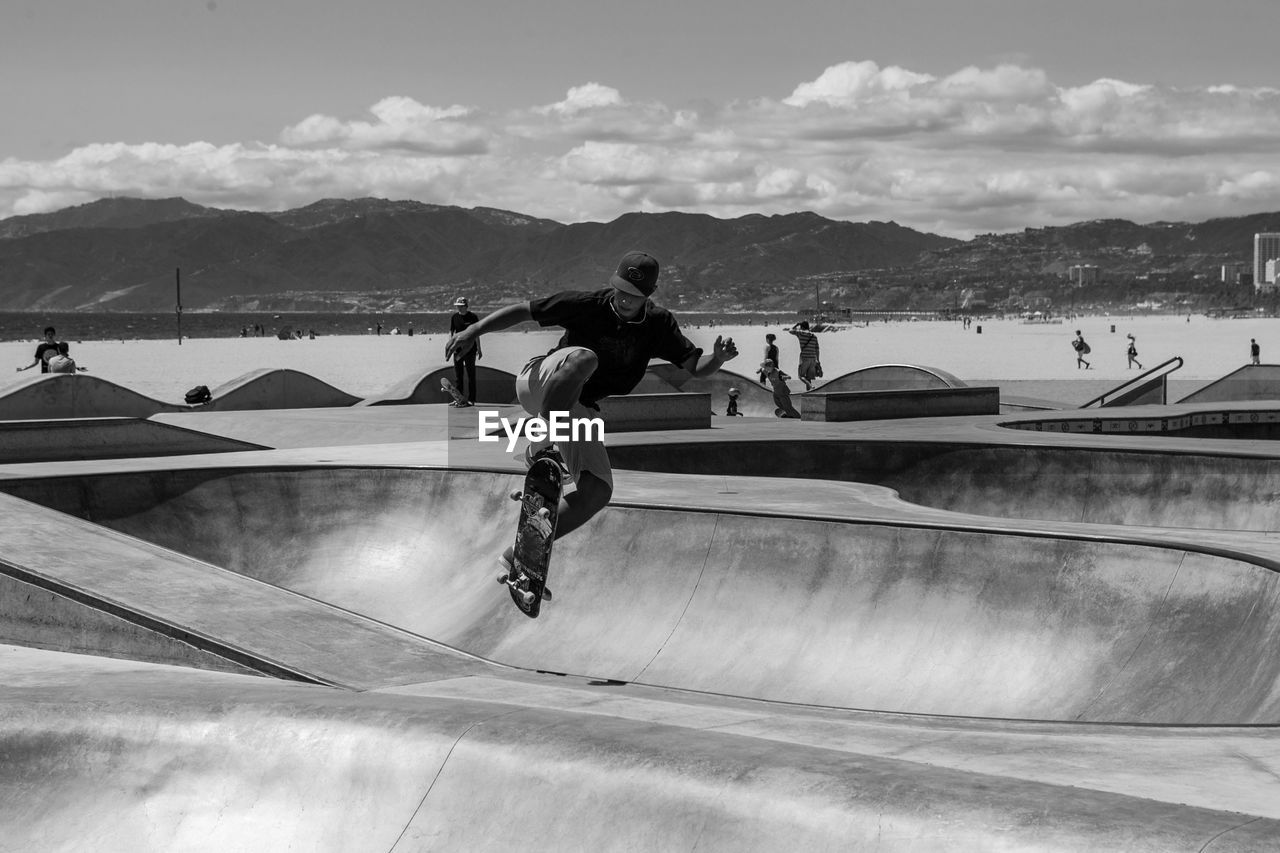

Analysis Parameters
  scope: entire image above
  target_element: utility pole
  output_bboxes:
[175,267,183,345]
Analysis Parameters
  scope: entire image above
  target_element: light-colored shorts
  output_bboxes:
[516,346,613,490]
[798,358,818,381]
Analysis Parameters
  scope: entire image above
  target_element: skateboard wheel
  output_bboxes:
[496,571,510,584]
[509,489,522,502]
[519,589,536,606]
[536,507,550,519]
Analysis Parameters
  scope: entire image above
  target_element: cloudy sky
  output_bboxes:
[1,0,1278,237]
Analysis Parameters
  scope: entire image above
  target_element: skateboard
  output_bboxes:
[496,447,564,618]
[440,377,471,407]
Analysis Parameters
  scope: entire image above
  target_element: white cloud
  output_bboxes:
[280,96,489,154]
[3,61,1280,237]
[537,83,624,115]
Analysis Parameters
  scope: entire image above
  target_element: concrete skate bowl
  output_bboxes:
[609,440,1280,532]
[360,365,517,406]
[7,465,1280,724]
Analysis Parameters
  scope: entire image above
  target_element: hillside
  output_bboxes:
[0,196,1275,312]
[0,198,958,311]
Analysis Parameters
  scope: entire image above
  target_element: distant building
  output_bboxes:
[1221,262,1248,284]
[1254,233,1280,291]
[1268,259,1280,287]
[1067,264,1099,287]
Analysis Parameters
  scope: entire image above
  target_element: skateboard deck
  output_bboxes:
[498,448,564,618]
[440,377,470,406]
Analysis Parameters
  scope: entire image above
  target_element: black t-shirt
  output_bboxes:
[450,311,479,334]
[529,289,701,407]
[34,342,59,373]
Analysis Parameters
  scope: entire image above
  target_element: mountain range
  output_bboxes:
[0,196,1275,312]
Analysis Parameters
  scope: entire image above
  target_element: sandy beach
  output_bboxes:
[3,314,1277,407]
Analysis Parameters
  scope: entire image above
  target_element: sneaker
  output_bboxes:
[519,438,554,470]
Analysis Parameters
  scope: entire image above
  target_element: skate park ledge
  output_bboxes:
[595,392,711,431]
[800,386,1000,422]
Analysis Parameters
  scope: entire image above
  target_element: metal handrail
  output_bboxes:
[1079,356,1183,408]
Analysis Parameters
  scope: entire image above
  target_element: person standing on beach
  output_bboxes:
[760,333,779,384]
[1072,330,1092,369]
[16,327,60,374]
[444,250,739,576]
[449,296,482,406]
[787,321,821,390]
[1126,334,1143,370]
[1251,338,1261,365]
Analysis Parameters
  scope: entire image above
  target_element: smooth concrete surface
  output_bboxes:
[205,367,362,410]
[361,364,518,406]
[595,391,712,430]
[0,416,265,463]
[1177,364,1280,403]
[813,363,965,392]
[800,385,1000,421]
[0,373,187,419]
[6,465,1280,722]
[3,385,1280,848]
[10,647,1279,853]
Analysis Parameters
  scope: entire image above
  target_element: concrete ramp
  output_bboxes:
[361,364,517,406]
[815,363,965,392]
[206,368,361,410]
[9,466,1280,724]
[1178,363,1280,403]
[0,373,185,419]
[10,646,1272,853]
[646,363,779,417]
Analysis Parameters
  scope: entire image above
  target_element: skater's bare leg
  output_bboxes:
[554,471,611,539]
[538,348,597,424]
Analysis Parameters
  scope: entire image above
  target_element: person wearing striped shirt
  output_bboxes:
[788,321,821,390]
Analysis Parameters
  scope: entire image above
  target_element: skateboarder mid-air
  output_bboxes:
[444,250,740,577]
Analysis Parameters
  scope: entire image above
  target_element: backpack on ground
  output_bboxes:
[184,385,212,405]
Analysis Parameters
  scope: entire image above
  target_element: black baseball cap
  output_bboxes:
[610,251,660,297]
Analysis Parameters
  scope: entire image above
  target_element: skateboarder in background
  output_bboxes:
[449,297,482,405]
[1252,338,1261,365]
[759,359,800,418]
[445,250,739,573]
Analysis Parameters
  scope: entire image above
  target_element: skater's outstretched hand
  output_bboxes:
[714,335,738,362]
[445,328,476,361]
